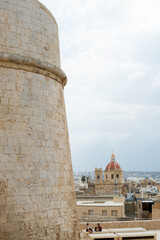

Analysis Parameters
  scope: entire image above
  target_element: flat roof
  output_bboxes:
[89,233,117,239]
[77,201,123,207]
[108,228,146,233]
[116,231,157,237]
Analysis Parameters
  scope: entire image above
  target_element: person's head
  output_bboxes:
[87,223,89,226]
[98,223,99,226]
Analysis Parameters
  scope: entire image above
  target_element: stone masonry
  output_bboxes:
[0,0,79,239]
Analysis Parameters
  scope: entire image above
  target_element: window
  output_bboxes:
[111,174,114,179]
[111,210,117,217]
[97,175,100,180]
[116,174,119,179]
[106,174,107,179]
[102,210,107,216]
[88,210,94,215]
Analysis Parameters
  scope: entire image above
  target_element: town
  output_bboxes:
[74,153,160,221]
[0,0,160,239]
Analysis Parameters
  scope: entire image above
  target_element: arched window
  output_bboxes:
[111,174,114,179]
[97,175,100,180]
[106,174,107,179]
[116,174,119,179]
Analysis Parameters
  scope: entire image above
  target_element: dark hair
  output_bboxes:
[87,223,89,225]
[98,223,99,225]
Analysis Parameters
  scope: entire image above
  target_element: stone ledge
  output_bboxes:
[0,52,67,87]
[80,219,160,230]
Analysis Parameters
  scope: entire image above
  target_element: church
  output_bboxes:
[95,153,123,195]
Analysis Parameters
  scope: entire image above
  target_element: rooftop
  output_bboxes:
[77,200,124,207]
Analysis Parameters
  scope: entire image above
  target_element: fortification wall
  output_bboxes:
[0,0,79,239]
[0,0,60,67]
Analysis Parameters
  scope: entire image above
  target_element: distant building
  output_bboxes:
[95,153,123,195]
[152,194,160,219]
[122,180,137,196]
[77,195,125,222]
[136,200,154,219]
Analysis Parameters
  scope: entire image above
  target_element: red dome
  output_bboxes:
[105,161,121,171]
[105,153,121,171]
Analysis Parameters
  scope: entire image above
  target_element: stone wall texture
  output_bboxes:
[0,0,60,67]
[0,0,79,239]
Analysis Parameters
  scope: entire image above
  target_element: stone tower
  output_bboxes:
[95,168,103,184]
[0,0,79,239]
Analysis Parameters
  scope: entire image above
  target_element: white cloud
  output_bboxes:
[39,0,160,171]
[151,76,160,88]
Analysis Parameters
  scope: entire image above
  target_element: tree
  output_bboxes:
[81,175,86,183]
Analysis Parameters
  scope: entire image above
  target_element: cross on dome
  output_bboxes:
[111,152,115,162]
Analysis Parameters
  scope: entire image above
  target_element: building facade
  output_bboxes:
[95,153,123,195]
[77,196,125,222]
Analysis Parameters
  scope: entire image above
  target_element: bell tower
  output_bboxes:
[95,168,103,184]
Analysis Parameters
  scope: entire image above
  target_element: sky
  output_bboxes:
[39,0,160,172]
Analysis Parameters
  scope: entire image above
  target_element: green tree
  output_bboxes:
[81,175,86,183]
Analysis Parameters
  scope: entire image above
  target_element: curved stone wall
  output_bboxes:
[0,0,60,67]
[0,0,79,239]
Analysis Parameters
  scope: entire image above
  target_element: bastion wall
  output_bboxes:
[0,0,79,239]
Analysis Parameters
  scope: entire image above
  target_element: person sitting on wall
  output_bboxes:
[86,223,93,233]
[95,223,102,232]
[97,223,102,231]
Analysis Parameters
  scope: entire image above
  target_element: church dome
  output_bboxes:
[105,153,121,171]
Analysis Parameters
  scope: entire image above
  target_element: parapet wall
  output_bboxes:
[80,220,160,230]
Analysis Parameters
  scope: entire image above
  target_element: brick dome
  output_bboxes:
[105,153,121,171]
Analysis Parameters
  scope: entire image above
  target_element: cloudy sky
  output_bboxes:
[39,0,160,172]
